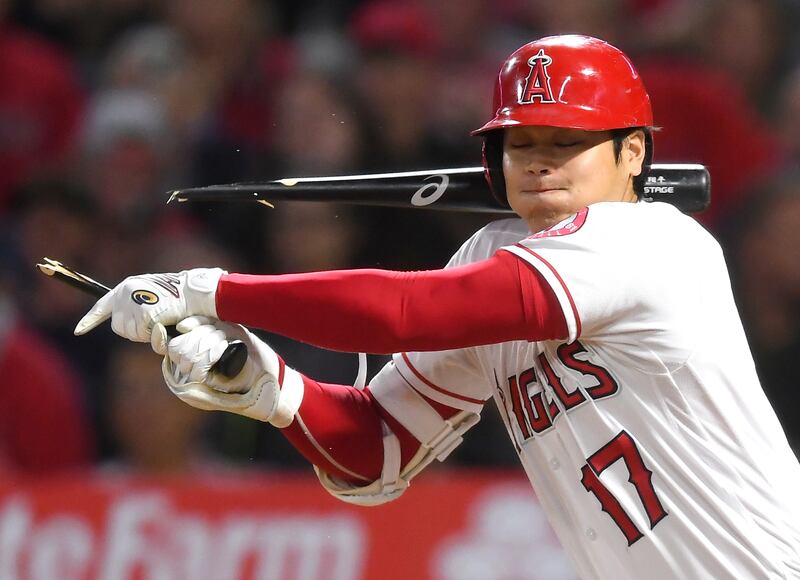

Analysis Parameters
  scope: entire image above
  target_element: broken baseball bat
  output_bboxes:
[168,163,710,214]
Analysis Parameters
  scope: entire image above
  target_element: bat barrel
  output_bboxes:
[171,167,506,211]
[170,163,710,214]
[644,164,710,213]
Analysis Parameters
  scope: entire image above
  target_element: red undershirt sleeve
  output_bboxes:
[216,250,567,354]
[281,374,454,485]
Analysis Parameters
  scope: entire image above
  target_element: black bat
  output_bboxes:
[35,258,248,378]
[167,163,710,214]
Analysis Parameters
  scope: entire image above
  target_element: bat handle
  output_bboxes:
[213,340,248,378]
[163,325,248,378]
[37,260,249,379]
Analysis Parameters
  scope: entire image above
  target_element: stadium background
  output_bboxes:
[1,1,799,578]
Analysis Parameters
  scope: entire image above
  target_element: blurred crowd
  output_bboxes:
[1,0,800,478]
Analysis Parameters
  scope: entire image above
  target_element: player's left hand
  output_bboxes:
[73,268,225,350]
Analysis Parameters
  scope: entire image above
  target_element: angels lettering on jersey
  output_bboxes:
[498,340,619,445]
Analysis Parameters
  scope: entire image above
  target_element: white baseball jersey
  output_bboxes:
[374,201,800,580]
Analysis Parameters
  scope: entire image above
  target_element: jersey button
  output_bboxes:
[585,528,597,541]
[549,458,560,470]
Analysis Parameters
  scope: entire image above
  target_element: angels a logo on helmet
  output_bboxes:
[519,49,556,105]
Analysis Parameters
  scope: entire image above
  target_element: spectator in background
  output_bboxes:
[637,61,786,231]
[10,0,156,81]
[261,203,364,275]
[349,0,443,170]
[693,0,793,114]
[5,177,119,456]
[420,0,499,59]
[81,89,177,223]
[627,0,793,231]
[101,23,184,93]
[775,67,800,160]
[624,0,714,53]
[0,276,93,474]
[419,0,511,166]
[100,0,295,181]
[348,1,475,270]
[729,171,800,453]
[0,0,84,212]
[97,0,296,264]
[516,0,626,46]
[266,72,368,176]
[411,0,521,244]
[79,88,194,283]
[103,342,221,475]
[155,0,293,185]
[7,178,98,340]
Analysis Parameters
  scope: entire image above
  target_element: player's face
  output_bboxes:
[503,126,645,233]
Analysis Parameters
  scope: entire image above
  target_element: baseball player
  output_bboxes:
[75,36,800,579]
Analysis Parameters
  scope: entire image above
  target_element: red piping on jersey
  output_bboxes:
[400,352,486,406]
[277,356,286,386]
[512,244,582,339]
[528,207,589,239]
[392,368,465,419]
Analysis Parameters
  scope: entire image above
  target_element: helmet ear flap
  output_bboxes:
[482,131,508,207]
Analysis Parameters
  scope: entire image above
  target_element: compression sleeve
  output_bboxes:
[216,251,567,354]
[281,374,451,484]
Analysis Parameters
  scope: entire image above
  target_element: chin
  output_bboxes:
[513,196,570,217]
[513,201,582,232]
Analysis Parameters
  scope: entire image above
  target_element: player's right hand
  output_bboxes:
[73,268,225,348]
[160,316,304,427]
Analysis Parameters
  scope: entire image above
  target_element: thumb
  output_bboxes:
[74,292,114,335]
[176,315,213,334]
[150,322,169,355]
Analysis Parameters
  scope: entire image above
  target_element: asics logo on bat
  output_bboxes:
[411,174,449,206]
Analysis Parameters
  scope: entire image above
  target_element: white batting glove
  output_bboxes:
[161,316,304,427]
[73,269,225,351]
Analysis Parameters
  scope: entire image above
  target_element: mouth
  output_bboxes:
[520,187,567,195]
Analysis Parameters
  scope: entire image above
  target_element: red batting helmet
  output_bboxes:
[473,35,654,206]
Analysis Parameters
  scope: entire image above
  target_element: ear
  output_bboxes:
[623,130,646,177]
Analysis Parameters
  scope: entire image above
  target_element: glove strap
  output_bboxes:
[269,364,304,428]
[185,268,226,318]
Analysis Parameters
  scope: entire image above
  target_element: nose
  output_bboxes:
[517,143,558,175]
[525,153,555,175]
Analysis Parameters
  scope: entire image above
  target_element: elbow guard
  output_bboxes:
[314,360,482,506]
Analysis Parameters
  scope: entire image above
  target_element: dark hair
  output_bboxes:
[611,127,653,198]
[9,176,97,217]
